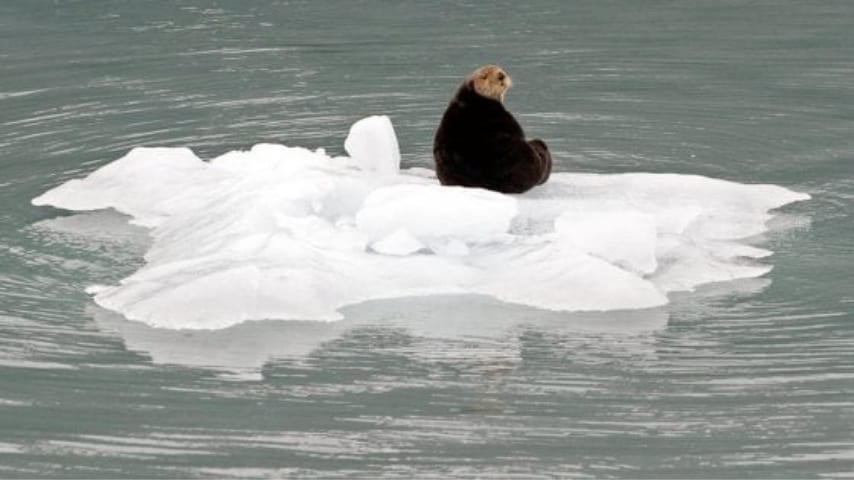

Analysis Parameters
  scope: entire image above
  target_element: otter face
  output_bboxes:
[469,64,512,102]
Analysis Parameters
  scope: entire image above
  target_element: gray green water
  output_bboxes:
[2,1,853,478]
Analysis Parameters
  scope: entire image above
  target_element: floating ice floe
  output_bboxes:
[33,115,810,330]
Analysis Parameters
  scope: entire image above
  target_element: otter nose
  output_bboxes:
[497,72,505,81]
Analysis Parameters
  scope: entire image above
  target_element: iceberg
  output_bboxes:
[32,115,810,330]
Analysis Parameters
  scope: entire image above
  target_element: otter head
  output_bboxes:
[468,64,512,102]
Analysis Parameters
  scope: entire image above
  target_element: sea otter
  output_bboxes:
[433,65,552,194]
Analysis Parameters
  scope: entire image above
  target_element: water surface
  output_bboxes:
[1,1,852,478]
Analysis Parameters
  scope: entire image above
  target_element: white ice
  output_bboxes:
[344,115,400,176]
[32,115,810,330]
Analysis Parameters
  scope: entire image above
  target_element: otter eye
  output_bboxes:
[497,72,505,81]
[480,72,489,80]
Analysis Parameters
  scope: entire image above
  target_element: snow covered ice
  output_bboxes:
[33,115,810,330]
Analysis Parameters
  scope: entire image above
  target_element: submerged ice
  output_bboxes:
[33,116,810,330]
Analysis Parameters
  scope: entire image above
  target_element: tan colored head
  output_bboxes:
[467,64,512,102]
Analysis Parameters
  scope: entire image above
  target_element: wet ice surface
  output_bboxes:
[33,116,809,330]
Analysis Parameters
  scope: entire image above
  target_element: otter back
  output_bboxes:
[434,84,552,194]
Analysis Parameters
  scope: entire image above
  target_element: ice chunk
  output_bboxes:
[425,238,470,257]
[651,239,772,292]
[32,147,229,228]
[555,210,658,274]
[370,228,425,256]
[471,239,668,311]
[355,184,518,245]
[344,115,400,175]
[32,116,810,330]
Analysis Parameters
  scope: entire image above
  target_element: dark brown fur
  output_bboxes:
[433,66,552,194]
